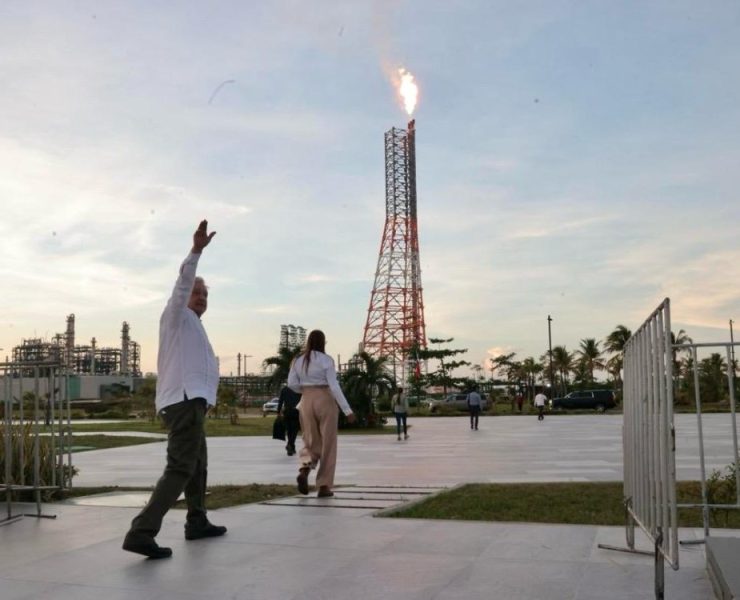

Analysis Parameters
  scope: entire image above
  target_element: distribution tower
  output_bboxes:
[362,119,427,380]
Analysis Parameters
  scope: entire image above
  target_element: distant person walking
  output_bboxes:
[392,387,409,441]
[516,392,524,413]
[277,385,301,456]
[467,386,482,430]
[534,391,547,421]
[123,220,226,560]
[288,330,355,498]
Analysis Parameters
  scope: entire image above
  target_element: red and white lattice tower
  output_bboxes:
[362,119,427,380]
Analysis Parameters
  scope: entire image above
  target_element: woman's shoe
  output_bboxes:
[297,467,310,495]
[317,486,334,498]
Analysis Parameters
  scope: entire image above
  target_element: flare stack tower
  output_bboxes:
[362,119,427,380]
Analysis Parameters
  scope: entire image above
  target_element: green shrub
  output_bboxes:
[0,424,76,493]
[706,461,739,527]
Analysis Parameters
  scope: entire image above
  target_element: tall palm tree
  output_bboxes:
[671,329,693,395]
[342,352,396,424]
[605,325,632,356]
[699,353,728,404]
[520,357,543,401]
[262,345,303,392]
[551,345,574,396]
[604,325,631,394]
[577,338,605,383]
[605,354,624,389]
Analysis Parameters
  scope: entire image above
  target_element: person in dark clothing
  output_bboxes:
[277,385,301,456]
[467,386,482,430]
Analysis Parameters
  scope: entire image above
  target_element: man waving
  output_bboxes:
[123,220,225,559]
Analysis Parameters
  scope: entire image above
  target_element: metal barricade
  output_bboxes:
[674,341,739,541]
[599,298,678,599]
[1,361,72,526]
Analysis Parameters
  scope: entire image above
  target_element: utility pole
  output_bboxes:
[547,315,554,396]
[730,319,735,365]
[243,354,253,403]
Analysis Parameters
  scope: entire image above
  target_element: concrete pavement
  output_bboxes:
[73,413,739,487]
[2,413,739,599]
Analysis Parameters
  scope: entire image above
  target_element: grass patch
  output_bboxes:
[387,482,740,528]
[50,417,394,437]
[173,484,297,509]
[51,419,272,436]
[9,484,296,507]
[10,480,740,527]
[68,435,162,452]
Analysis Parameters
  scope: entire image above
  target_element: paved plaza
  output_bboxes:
[74,413,740,487]
[2,414,739,599]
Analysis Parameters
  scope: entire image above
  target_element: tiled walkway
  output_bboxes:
[3,414,739,599]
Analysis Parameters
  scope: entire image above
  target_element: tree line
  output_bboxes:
[258,324,738,427]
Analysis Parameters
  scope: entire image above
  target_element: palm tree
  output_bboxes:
[262,345,303,392]
[699,353,728,404]
[489,352,516,382]
[551,345,574,396]
[605,354,624,390]
[671,329,693,395]
[577,338,605,384]
[604,325,631,395]
[342,352,396,425]
[605,325,631,355]
[571,360,591,388]
[520,357,543,401]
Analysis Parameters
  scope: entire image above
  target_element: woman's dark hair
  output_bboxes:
[302,329,326,372]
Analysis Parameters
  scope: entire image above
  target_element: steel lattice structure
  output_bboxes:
[362,120,426,380]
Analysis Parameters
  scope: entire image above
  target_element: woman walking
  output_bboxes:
[288,330,355,497]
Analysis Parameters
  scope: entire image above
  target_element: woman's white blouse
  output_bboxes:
[288,351,353,415]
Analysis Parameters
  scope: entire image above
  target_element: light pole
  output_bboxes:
[547,315,554,395]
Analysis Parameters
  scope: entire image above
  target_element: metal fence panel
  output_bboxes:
[622,298,679,569]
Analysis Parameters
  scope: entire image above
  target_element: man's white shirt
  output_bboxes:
[155,252,219,412]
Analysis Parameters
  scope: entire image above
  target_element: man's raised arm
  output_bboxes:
[163,220,217,319]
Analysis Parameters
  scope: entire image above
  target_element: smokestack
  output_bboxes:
[65,314,75,368]
[121,322,130,374]
[91,337,97,374]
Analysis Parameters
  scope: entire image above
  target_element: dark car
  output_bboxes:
[550,389,616,412]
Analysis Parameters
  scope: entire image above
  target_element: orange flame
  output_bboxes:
[398,68,418,115]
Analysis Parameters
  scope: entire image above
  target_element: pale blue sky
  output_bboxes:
[1,1,738,375]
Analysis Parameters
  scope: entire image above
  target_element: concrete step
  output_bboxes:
[706,536,740,599]
[260,485,446,513]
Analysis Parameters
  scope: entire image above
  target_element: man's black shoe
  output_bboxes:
[185,522,227,540]
[123,532,173,559]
